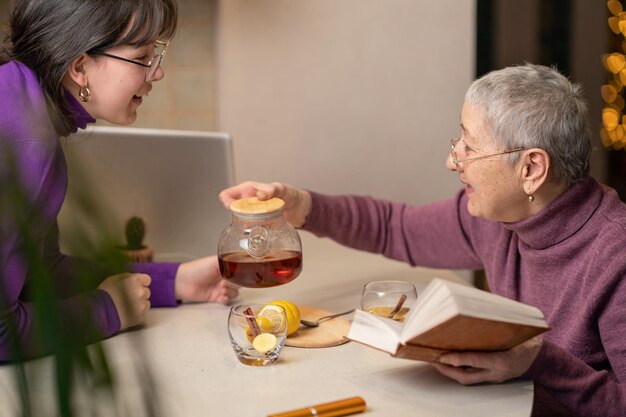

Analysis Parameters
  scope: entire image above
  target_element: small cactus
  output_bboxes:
[125,216,146,250]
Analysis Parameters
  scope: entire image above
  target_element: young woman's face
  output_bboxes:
[79,42,165,125]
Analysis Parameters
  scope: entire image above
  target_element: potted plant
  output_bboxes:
[121,216,153,262]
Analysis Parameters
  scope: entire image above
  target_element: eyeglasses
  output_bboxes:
[89,40,168,82]
[450,138,526,169]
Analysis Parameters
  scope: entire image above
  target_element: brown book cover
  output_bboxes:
[391,314,549,362]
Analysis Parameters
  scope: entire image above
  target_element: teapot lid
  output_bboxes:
[230,197,285,215]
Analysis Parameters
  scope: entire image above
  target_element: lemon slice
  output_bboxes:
[257,305,286,332]
[252,333,277,354]
[268,300,301,336]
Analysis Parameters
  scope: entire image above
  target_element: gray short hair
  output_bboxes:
[465,64,591,186]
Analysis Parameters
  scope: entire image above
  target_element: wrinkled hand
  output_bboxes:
[219,181,312,228]
[175,255,239,304]
[431,336,543,385]
[98,273,151,330]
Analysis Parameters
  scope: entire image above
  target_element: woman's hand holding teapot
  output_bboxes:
[219,181,311,228]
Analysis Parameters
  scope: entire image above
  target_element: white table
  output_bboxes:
[0,233,533,417]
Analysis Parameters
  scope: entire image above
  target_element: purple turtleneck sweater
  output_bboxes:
[303,178,626,417]
[0,61,179,361]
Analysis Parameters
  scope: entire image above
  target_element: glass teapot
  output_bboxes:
[217,197,302,288]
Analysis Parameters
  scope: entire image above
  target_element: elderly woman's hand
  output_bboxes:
[219,181,312,228]
[431,336,543,385]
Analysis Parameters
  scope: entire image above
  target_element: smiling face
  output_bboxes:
[63,42,164,125]
[446,102,529,222]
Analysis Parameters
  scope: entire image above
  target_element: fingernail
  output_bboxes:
[436,356,451,365]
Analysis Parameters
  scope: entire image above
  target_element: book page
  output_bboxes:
[447,283,547,326]
[401,278,459,342]
[399,278,548,345]
[452,296,547,327]
[347,310,403,354]
[401,278,448,332]
[400,302,458,344]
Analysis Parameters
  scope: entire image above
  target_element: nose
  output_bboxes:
[446,151,458,171]
[149,65,165,82]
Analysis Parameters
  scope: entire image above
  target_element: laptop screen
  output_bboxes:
[58,125,235,261]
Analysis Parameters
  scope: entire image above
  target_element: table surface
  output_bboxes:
[0,233,533,417]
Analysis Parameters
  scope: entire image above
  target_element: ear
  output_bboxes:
[519,149,550,195]
[64,53,91,87]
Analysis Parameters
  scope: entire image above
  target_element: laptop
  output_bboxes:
[57,125,235,261]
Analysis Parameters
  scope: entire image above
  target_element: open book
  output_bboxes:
[347,278,549,362]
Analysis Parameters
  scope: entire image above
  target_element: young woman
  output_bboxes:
[0,0,237,361]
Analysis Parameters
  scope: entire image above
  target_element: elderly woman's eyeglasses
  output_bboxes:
[89,40,168,82]
[450,138,526,169]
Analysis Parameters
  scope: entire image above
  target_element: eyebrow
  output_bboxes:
[459,123,485,151]
[459,123,474,142]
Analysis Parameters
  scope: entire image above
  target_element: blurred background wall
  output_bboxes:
[215,0,473,202]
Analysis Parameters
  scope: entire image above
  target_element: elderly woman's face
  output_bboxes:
[446,102,528,222]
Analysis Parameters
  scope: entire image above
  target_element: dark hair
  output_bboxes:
[1,0,178,132]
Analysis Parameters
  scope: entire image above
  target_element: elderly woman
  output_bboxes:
[220,64,626,417]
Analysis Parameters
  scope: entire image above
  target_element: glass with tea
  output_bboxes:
[361,280,417,322]
[218,197,302,288]
[228,303,288,366]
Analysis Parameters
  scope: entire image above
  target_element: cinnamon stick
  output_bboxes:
[244,307,261,337]
[388,294,407,319]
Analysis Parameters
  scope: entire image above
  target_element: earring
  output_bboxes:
[528,194,535,202]
[78,82,91,102]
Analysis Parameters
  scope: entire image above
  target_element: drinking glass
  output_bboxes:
[361,280,417,322]
[228,303,288,366]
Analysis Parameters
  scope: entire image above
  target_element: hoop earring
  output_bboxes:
[527,194,535,202]
[78,82,91,103]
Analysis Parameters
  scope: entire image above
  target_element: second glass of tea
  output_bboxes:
[361,280,417,322]
[218,197,302,288]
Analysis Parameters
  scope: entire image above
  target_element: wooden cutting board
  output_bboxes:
[285,306,352,348]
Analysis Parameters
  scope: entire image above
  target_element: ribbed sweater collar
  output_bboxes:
[502,176,602,250]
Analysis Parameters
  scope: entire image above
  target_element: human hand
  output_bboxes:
[219,181,312,227]
[98,273,151,330]
[431,336,543,385]
[175,255,239,304]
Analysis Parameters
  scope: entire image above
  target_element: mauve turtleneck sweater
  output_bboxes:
[0,60,179,361]
[303,177,626,417]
